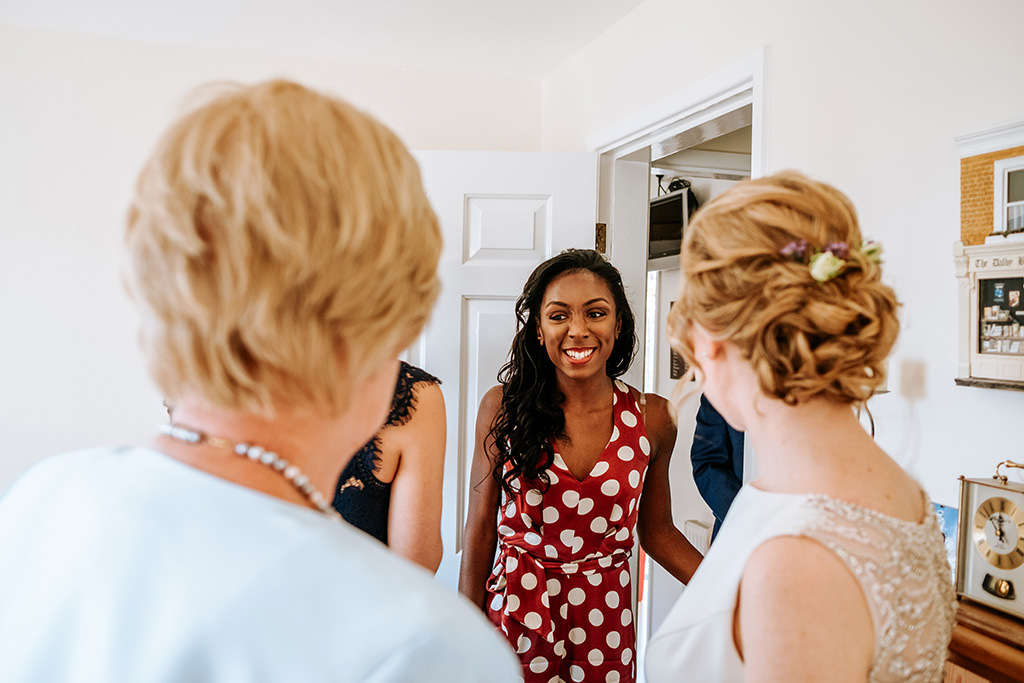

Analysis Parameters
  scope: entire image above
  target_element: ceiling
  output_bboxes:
[0,0,646,78]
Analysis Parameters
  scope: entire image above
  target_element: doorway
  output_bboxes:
[590,48,766,676]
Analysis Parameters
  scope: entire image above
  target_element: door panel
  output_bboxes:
[412,151,597,590]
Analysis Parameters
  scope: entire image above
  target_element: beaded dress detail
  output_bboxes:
[646,486,957,683]
[331,362,440,544]
[796,494,957,681]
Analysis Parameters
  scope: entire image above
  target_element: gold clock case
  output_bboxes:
[957,475,1024,620]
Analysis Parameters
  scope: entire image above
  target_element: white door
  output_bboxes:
[411,151,597,590]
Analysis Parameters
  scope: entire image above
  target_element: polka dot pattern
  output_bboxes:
[485,381,650,682]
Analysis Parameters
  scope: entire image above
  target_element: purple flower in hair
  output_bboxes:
[824,241,850,259]
[779,240,809,261]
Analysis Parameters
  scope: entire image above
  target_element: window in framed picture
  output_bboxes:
[994,155,1024,235]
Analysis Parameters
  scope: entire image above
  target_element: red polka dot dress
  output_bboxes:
[487,380,651,683]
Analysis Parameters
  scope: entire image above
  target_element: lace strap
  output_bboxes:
[386,361,442,427]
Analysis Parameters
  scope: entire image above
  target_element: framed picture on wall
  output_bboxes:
[933,502,958,581]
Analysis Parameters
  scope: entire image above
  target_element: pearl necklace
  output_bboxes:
[159,423,338,517]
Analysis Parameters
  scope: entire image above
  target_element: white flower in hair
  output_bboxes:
[779,239,881,283]
[862,241,883,264]
[808,251,845,282]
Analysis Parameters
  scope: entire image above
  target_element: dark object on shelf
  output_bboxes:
[649,189,688,259]
[667,177,699,221]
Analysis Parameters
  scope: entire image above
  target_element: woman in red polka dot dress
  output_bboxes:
[459,249,703,683]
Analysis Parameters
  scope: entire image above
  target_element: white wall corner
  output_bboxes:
[954,120,1024,158]
[953,240,971,379]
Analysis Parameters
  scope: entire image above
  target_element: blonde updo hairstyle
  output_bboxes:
[668,171,898,406]
[124,80,441,416]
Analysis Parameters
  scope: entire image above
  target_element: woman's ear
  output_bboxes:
[691,323,724,362]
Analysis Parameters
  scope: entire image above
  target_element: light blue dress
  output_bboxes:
[0,447,520,683]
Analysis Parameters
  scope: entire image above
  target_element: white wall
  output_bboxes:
[542,0,1024,503]
[0,23,543,489]
[5,1,1024,506]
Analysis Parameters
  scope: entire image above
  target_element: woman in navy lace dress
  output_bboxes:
[333,361,446,572]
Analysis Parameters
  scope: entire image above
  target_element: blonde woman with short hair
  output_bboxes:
[645,171,956,682]
[0,80,519,683]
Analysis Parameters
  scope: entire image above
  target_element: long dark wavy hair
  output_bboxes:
[490,249,637,500]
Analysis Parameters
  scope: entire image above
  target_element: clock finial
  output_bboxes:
[994,459,1024,485]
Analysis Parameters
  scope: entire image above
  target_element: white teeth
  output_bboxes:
[565,348,594,360]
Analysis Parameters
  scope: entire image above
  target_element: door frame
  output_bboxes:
[586,47,769,668]
[590,47,768,390]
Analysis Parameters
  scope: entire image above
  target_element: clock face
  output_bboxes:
[973,496,1024,570]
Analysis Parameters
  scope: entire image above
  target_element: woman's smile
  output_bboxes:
[563,347,596,363]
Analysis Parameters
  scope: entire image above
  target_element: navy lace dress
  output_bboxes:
[332,362,441,544]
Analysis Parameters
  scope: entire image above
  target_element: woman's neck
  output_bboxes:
[557,373,615,409]
[156,399,367,512]
[743,397,887,494]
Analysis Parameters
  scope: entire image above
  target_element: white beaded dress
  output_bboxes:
[645,485,957,683]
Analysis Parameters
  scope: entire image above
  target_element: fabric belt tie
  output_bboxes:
[492,541,631,643]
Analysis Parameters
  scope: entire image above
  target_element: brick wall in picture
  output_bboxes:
[961,145,1024,245]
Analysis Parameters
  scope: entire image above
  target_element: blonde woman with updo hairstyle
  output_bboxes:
[645,171,955,682]
[0,80,519,683]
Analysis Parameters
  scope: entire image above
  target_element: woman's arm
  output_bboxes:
[386,382,446,572]
[738,536,873,682]
[636,393,703,585]
[457,386,503,611]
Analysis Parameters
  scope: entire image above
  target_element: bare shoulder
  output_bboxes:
[743,535,855,597]
[411,379,444,411]
[476,385,504,428]
[379,375,446,468]
[641,392,677,445]
[642,392,673,418]
[480,385,503,412]
[739,535,872,681]
[386,378,445,433]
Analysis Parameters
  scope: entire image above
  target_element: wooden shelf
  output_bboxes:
[954,377,1024,392]
[946,598,1024,682]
